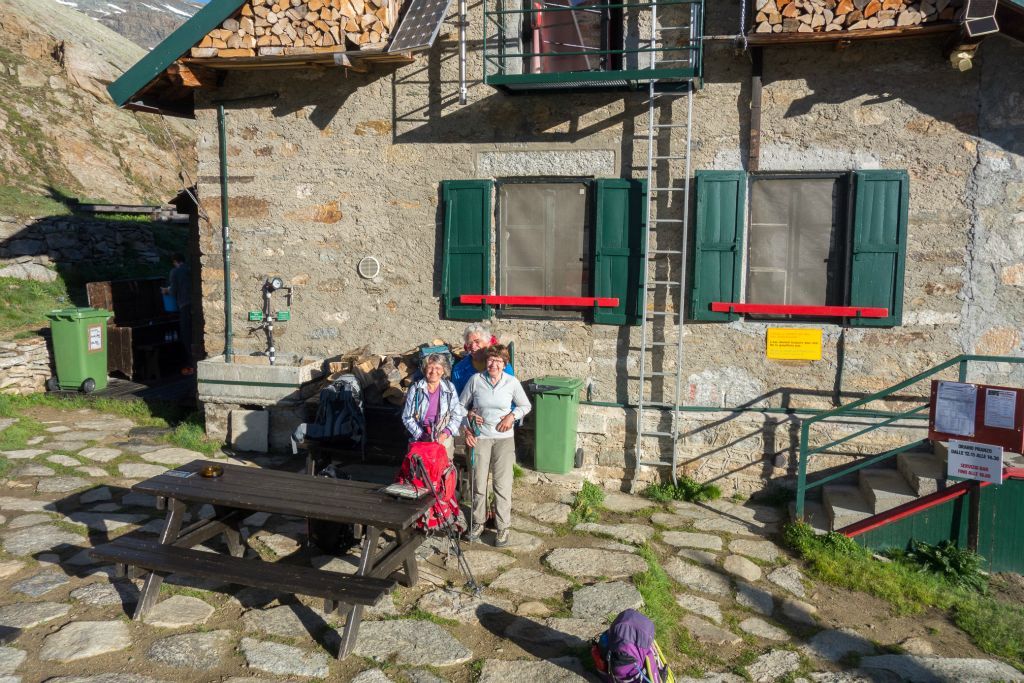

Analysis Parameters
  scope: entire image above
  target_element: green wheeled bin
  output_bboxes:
[527,376,584,474]
[45,307,113,393]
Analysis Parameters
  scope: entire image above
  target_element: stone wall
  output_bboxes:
[0,215,162,275]
[0,336,53,395]
[186,1,1024,492]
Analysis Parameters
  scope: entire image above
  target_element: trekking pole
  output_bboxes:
[412,455,480,594]
[467,419,480,538]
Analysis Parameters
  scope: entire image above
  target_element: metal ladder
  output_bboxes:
[633,4,697,484]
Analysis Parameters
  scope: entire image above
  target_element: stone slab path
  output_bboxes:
[0,405,1019,682]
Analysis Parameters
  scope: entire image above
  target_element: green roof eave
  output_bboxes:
[107,0,247,108]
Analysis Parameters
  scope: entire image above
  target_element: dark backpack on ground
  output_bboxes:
[307,462,358,554]
[291,374,366,455]
[591,609,674,683]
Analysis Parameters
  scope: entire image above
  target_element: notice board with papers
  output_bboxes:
[928,380,1024,454]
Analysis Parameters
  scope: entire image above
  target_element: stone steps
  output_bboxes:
[858,468,918,514]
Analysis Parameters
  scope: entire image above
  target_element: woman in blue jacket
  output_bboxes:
[401,353,467,460]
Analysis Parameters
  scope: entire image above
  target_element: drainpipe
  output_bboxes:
[217,104,234,363]
[458,0,468,105]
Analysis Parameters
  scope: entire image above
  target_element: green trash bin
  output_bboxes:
[45,307,113,393]
[527,376,584,474]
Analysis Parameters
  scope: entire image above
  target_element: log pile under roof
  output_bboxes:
[190,0,401,58]
[752,0,962,34]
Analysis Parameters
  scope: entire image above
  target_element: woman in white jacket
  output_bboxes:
[460,344,531,547]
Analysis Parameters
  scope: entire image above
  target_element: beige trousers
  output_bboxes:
[471,436,515,533]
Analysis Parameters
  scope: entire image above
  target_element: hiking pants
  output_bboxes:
[471,436,515,533]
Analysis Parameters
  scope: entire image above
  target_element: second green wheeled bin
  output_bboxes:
[528,376,584,474]
[45,307,113,393]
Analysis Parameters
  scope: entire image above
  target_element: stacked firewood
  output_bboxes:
[323,342,463,405]
[752,0,961,33]
[191,0,401,58]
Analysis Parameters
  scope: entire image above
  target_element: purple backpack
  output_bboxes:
[591,609,673,683]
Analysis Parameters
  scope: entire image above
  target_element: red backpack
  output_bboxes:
[395,441,465,533]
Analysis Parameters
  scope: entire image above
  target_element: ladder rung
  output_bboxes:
[650,249,682,255]
[652,124,691,129]
[639,431,674,438]
[652,155,688,160]
[651,187,686,191]
[638,461,673,467]
[645,371,676,377]
[655,25,691,30]
[648,280,681,286]
[647,311,678,317]
[641,402,676,409]
[647,341,673,347]
[656,59,694,64]
[650,218,684,223]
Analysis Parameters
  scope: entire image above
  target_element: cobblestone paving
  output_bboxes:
[0,407,1020,682]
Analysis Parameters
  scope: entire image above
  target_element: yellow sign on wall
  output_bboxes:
[766,328,822,360]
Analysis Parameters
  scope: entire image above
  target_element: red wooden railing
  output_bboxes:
[460,295,620,307]
[710,302,889,318]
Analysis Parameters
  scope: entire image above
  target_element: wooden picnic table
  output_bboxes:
[91,459,433,658]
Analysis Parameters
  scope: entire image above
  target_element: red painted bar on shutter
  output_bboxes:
[710,302,889,318]
[460,295,620,307]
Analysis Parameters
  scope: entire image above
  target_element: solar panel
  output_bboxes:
[387,0,456,52]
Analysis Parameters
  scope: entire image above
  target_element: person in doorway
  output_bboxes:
[161,252,193,374]
[451,323,512,394]
[401,353,466,460]
[460,344,531,547]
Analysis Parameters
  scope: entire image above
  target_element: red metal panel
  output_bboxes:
[710,302,889,318]
[459,295,620,307]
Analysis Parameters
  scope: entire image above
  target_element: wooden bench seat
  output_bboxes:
[91,536,396,608]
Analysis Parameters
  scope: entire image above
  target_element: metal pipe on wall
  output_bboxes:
[459,0,468,105]
[217,104,234,363]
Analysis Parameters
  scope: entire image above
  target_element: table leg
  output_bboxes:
[335,525,382,659]
[133,498,185,619]
[213,505,245,557]
[397,529,419,587]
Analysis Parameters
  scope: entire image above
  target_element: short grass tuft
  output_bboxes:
[568,480,605,526]
[633,544,700,662]
[643,477,721,504]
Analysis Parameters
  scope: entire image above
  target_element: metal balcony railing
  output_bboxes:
[482,0,704,91]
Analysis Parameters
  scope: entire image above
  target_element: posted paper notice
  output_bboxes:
[934,381,977,437]
[946,439,1003,484]
[983,389,1017,430]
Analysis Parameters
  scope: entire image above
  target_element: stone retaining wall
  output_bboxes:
[0,336,53,395]
[0,215,161,277]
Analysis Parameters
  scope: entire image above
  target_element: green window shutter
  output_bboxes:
[593,178,648,326]
[441,180,493,320]
[849,170,909,328]
[690,170,746,321]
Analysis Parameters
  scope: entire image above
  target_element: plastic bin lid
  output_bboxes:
[45,307,113,321]
[528,375,584,395]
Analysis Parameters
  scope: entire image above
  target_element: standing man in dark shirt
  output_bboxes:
[162,253,193,374]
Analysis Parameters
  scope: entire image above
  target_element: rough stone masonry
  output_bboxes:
[187,0,1024,493]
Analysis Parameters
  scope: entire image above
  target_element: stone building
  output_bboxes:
[109,0,1024,500]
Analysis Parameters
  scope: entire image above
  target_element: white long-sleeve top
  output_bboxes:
[459,372,532,440]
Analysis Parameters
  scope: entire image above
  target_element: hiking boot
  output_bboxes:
[466,526,483,544]
[494,529,510,548]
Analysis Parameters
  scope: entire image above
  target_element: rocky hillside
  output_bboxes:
[60,0,204,50]
[0,0,196,214]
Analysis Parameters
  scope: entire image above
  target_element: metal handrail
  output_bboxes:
[795,354,1024,520]
[482,0,703,82]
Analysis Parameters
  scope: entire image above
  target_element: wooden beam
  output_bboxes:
[746,21,956,46]
[166,61,216,88]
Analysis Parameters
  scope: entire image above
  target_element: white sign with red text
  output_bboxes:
[946,439,1004,485]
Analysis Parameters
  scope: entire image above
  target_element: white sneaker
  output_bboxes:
[466,526,483,543]
[495,529,510,547]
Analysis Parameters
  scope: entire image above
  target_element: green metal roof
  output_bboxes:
[107,0,246,109]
